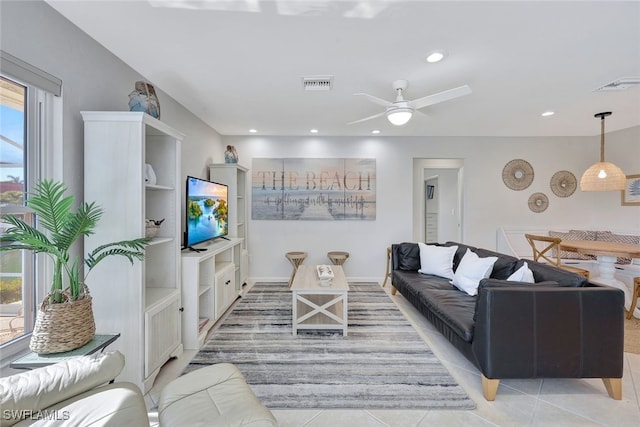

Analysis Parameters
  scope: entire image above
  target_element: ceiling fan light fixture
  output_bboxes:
[580,111,626,191]
[387,108,413,126]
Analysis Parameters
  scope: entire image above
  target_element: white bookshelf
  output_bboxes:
[181,238,243,349]
[82,111,183,393]
[209,163,249,289]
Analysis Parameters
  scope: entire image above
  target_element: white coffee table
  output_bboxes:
[290,265,349,336]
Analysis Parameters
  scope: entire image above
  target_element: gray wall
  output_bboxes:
[0,0,224,205]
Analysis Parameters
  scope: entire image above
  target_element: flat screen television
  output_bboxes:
[184,176,229,250]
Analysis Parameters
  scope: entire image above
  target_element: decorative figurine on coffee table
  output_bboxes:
[224,145,238,164]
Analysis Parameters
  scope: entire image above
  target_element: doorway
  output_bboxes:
[412,159,463,244]
[424,177,438,243]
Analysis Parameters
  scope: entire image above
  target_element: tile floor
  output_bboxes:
[147,284,640,426]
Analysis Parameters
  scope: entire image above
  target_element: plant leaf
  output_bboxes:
[25,180,74,234]
[53,201,103,252]
[85,238,150,272]
[0,215,57,255]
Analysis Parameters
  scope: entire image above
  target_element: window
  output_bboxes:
[0,77,33,346]
[0,51,62,355]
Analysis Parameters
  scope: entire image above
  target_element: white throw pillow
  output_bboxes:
[418,242,458,280]
[450,248,498,296]
[507,262,535,283]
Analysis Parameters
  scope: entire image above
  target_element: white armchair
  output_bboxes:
[1,351,276,426]
[0,351,148,426]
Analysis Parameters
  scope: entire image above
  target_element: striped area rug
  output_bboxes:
[184,282,475,410]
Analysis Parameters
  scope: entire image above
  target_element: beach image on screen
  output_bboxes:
[187,177,228,245]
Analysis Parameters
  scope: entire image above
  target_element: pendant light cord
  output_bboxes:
[600,114,605,162]
[595,111,611,162]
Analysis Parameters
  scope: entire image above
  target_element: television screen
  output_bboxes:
[185,176,228,248]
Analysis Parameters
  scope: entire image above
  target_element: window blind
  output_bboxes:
[1,50,62,96]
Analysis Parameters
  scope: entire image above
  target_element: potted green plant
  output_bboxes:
[0,180,148,353]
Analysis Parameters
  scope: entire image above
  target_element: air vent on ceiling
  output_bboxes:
[302,76,334,91]
[594,77,640,92]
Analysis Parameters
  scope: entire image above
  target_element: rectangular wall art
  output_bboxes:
[622,174,640,206]
[252,158,376,220]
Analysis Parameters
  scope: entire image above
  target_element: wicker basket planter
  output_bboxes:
[1,181,147,355]
[29,285,96,354]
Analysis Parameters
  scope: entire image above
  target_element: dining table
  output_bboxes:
[559,239,640,318]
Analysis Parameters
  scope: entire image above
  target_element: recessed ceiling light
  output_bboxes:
[249,129,257,133]
[426,51,446,63]
[371,129,381,134]
[310,129,319,133]
[541,111,555,117]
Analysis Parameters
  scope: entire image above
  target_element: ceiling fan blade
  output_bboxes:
[353,93,393,107]
[411,85,472,110]
[347,111,387,125]
[414,109,430,119]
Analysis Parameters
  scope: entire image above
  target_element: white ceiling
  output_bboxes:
[46,0,640,137]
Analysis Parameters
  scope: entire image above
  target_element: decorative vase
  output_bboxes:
[29,285,96,354]
[128,81,161,119]
[145,218,165,238]
[224,145,238,163]
[144,163,157,185]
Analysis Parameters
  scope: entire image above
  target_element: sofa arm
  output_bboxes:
[0,351,126,427]
[9,382,149,427]
[472,282,624,380]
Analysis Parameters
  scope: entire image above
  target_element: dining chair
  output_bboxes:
[382,246,391,287]
[524,234,590,279]
[627,277,640,320]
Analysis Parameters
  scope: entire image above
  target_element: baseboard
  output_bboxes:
[249,276,383,283]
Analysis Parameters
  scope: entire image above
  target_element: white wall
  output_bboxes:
[0,0,224,207]
[225,128,640,281]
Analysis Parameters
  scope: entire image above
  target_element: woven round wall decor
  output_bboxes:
[550,170,577,198]
[502,159,534,191]
[528,192,549,213]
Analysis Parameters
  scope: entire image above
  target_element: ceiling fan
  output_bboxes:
[348,80,472,126]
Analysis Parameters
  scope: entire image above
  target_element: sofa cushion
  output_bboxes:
[418,242,457,280]
[393,270,456,293]
[396,242,421,271]
[522,259,588,287]
[474,248,519,279]
[450,249,498,296]
[413,286,477,343]
[443,241,476,271]
[507,261,535,283]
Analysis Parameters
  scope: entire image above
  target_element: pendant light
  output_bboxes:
[579,112,626,191]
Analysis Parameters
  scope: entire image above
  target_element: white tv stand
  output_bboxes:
[181,238,244,350]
